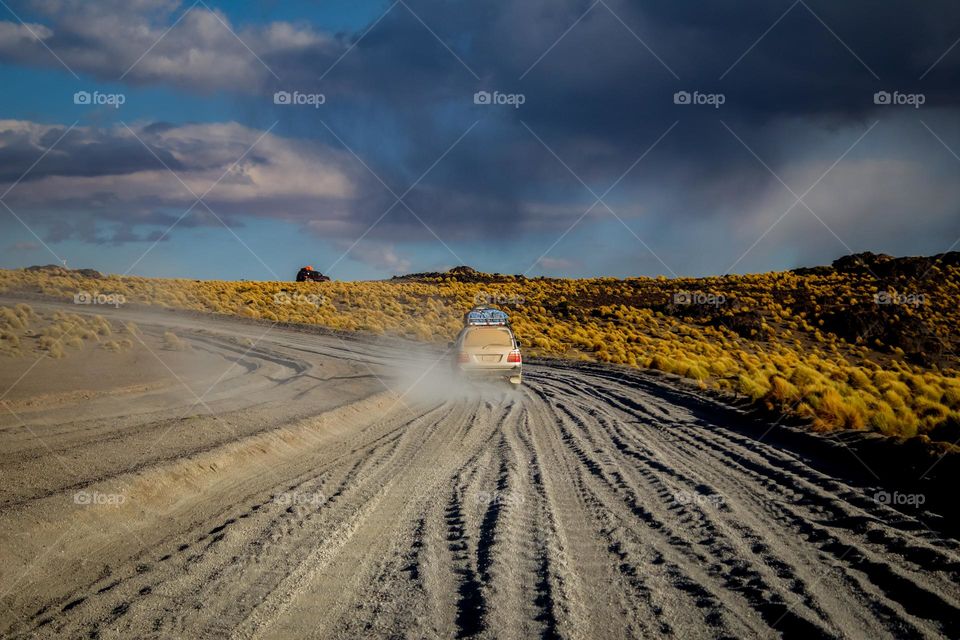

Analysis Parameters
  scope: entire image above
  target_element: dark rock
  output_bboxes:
[713,311,764,338]
[25,265,103,279]
[448,266,478,275]
[832,252,894,272]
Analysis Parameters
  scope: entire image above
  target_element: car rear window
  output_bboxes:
[462,327,513,347]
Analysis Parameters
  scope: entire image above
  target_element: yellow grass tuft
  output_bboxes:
[162,331,189,351]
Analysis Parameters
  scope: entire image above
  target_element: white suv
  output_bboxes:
[451,309,522,385]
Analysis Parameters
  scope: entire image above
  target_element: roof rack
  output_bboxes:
[465,306,510,326]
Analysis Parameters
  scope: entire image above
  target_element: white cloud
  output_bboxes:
[0,20,52,48]
[342,241,412,274]
[0,1,333,91]
[0,119,361,242]
[536,256,578,271]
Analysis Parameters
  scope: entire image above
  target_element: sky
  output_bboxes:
[0,0,959,281]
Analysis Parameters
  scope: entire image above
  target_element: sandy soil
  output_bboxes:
[0,299,957,639]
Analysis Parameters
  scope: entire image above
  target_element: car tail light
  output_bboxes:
[507,349,521,363]
[458,352,470,363]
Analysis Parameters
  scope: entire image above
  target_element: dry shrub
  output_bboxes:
[767,376,800,404]
[0,307,24,330]
[162,331,189,351]
[811,390,866,431]
[93,316,112,336]
[38,336,65,359]
[737,372,770,401]
[944,386,960,409]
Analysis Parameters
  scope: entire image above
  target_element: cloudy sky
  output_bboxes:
[1,0,959,280]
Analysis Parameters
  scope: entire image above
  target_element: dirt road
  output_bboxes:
[1,301,957,639]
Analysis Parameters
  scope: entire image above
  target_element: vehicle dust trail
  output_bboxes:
[0,299,958,639]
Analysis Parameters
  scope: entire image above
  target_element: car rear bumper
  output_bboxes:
[455,364,521,379]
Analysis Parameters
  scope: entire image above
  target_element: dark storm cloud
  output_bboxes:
[0,124,186,183]
[254,0,960,243]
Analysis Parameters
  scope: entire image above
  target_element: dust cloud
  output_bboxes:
[381,344,523,407]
